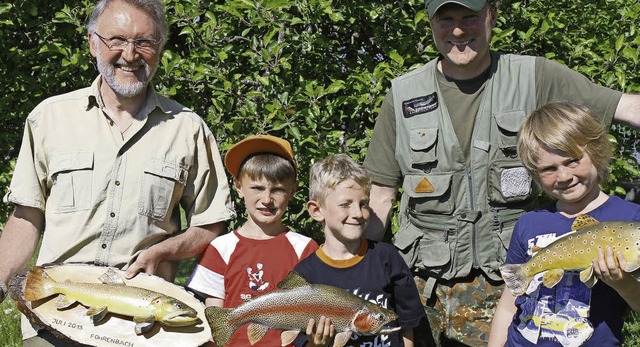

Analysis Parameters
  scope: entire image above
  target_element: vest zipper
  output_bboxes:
[467,167,480,268]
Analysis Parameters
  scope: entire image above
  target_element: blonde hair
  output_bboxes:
[308,154,372,204]
[517,101,612,185]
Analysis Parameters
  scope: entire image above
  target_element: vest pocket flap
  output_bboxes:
[419,240,450,267]
[409,128,438,151]
[494,110,526,133]
[393,225,422,250]
[144,159,188,185]
[403,173,452,198]
[49,152,94,175]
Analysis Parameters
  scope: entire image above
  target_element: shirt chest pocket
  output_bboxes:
[138,158,188,222]
[48,152,94,213]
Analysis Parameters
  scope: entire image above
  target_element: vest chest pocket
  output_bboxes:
[48,152,93,213]
[138,158,188,222]
[409,127,438,165]
[404,173,454,214]
[488,158,536,205]
[494,111,526,151]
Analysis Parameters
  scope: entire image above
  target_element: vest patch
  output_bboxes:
[414,177,435,193]
[402,93,438,118]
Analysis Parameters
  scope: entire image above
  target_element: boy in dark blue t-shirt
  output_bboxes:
[293,154,425,347]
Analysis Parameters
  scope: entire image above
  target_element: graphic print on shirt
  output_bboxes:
[518,232,594,347]
[346,288,392,347]
[247,263,270,291]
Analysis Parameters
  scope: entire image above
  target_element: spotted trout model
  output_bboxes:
[500,214,640,296]
[23,267,199,335]
[205,271,400,347]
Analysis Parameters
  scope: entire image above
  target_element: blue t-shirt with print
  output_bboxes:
[505,195,640,347]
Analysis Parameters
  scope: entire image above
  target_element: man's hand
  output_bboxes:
[125,248,161,279]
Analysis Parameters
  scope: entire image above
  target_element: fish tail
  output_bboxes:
[23,267,58,301]
[499,263,531,296]
[204,306,235,346]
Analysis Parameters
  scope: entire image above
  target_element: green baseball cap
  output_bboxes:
[426,0,487,18]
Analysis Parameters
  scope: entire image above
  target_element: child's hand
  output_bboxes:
[305,316,335,347]
[592,246,634,289]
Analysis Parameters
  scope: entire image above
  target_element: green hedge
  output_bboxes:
[1,0,639,241]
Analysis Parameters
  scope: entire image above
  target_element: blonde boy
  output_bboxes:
[292,154,425,347]
[187,135,319,346]
[488,102,640,347]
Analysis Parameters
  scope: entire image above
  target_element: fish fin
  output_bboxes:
[280,330,301,346]
[55,295,76,309]
[580,266,598,287]
[87,306,109,323]
[133,315,155,335]
[542,268,565,289]
[276,271,309,289]
[247,323,270,345]
[571,214,599,230]
[98,268,126,285]
[499,263,531,296]
[23,267,57,301]
[332,331,353,347]
[204,306,235,346]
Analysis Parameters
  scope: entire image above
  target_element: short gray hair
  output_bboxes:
[87,0,168,47]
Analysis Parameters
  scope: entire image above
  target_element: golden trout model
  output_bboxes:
[205,271,400,347]
[500,214,640,296]
[23,266,199,335]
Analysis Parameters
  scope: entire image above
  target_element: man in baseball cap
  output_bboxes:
[364,0,640,346]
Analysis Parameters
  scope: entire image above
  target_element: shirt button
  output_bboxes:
[101,244,107,249]
[115,181,121,186]
[461,213,467,219]
[110,212,116,217]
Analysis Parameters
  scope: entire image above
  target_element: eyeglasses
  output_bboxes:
[93,32,160,52]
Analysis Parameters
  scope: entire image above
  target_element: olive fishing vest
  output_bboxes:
[391,52,538,282]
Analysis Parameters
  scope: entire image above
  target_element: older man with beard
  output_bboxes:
[0,0,235,345]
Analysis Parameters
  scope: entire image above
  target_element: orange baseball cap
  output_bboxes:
[224,134,297,178]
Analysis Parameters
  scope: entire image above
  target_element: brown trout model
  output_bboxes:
[500,214,640,296]
[23,266,199,334]
[205,271,400,347]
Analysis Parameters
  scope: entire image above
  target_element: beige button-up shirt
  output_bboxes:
[5,76,235,270]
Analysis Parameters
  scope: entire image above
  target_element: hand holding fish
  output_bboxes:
[592,247,627,283]
[125,247,162,280]
[305,316,335,347]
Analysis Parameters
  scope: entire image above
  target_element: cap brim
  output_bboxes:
[224,136,296,178]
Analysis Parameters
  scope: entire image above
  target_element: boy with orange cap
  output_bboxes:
[187,134,319,346]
